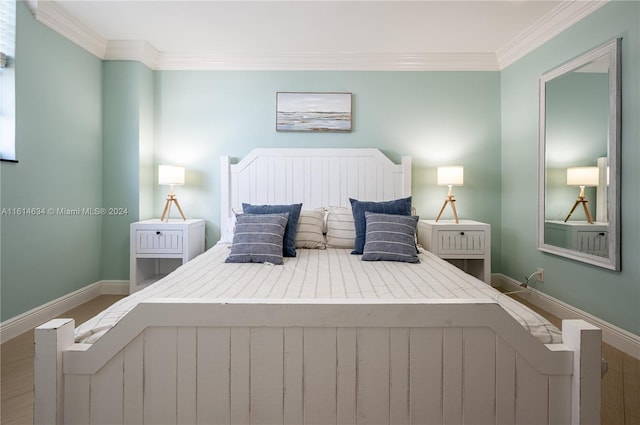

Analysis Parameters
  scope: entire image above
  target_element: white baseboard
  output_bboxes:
[100,280,130,295]
[493,273,640,361]
[0,280,129,344]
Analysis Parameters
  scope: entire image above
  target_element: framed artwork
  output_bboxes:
[276,92,352,132]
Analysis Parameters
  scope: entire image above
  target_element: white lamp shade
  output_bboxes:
[566,166,598,186]
[437,166,464,186]
[158,165,185,186]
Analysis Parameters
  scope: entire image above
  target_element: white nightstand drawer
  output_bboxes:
[576,231,608,257]
[130,219,205,293]
[417,220,491,284]
[437,230,485,255]
[136,230,183,254]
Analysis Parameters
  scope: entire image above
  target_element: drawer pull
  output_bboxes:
[156,231,161,235]
[460,231,465,236]
[599,232,605,236]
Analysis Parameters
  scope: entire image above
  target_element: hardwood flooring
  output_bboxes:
[1,295,126,425]
[1,293,639,424]
[510,294,640,425]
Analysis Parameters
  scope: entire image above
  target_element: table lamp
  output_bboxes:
[564,166,598,224]
[159,165,186,222]
[435,166,464,223]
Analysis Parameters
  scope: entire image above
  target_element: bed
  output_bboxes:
[34,148,602,425]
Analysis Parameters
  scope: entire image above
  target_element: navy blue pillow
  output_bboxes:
[349,196,412,255]
[242,203,302,257]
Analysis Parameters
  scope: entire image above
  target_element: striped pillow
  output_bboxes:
[349,196,413,254]
[361,212,420,263]
[242,203,302,257]
[295,209,326,249]
[225,213,289,265]
[325,207,356,249]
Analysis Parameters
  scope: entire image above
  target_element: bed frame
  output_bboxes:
[220,148,412,234]
[35,148,602,424]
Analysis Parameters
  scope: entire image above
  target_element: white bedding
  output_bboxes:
[76,244,562,344]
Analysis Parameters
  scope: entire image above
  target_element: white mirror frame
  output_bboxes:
[538,38,621,270]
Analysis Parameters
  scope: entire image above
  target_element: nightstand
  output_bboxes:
[544,220,608,257]
[417,219,491,285]
[129,218,205,293]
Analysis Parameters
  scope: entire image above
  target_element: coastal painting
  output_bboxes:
[276,92,352,132]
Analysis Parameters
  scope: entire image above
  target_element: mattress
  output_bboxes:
[75,244,562,344]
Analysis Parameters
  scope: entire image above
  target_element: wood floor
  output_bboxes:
[601,343,640,424]
[1,295,126,425]
[510,294,640,425]
[1,294,639,424]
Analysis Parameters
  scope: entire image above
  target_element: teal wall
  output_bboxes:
[100,61,155,280]
[152,71,502,256]
[0,1,103,320]
[501,1,640,334]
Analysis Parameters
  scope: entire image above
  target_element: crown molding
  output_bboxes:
[155,52,499,71]
[496,0,608,69]
[25,0,106,59]
[26,0,605,71]
[104,40,160,70]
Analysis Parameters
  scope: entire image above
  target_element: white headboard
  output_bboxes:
[220,148,411,232]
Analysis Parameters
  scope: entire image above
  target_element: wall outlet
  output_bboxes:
[537,268,544,282]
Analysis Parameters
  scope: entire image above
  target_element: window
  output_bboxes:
[1,0,16,161]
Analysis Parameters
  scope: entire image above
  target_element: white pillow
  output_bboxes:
[295,208,326,249]
[325,207,356,249]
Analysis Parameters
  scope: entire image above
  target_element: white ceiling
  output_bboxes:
[26,0,607,70]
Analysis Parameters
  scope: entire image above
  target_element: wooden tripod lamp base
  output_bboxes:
[565,168,598,224]
[435,167,464,224]
[564,196,594,224]
[158,165,187,222]
[161,193,186,222]
[435,195,459,224]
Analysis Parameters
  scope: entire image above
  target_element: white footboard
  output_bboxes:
[35,299,601,425]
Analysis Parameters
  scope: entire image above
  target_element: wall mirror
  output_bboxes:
[538,38,621,270]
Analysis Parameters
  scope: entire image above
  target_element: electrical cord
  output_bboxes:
[525,271,539,282]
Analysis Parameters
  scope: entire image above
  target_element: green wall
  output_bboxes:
[501,1,640,334]
[0,1,103,320]
[152,71,502,256]
[100,61,155,280]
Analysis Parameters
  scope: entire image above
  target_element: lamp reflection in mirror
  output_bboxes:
[159,165,186,222]
[565,166,598,224]
[435,166,463,224]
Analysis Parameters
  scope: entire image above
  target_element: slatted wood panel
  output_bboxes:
[123,335,143,424]
[177,328,197,425]
[144,327,177,423]
[198,327,231,423]
[136,230,183,254]
[304,328,337,424]
[64,374,90,424]
[230,153,405,208]
[221,149,411,234]
[69,324,570,425]
[230,327,251,425]
[90,351,123,424]
[496,337,517,424]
